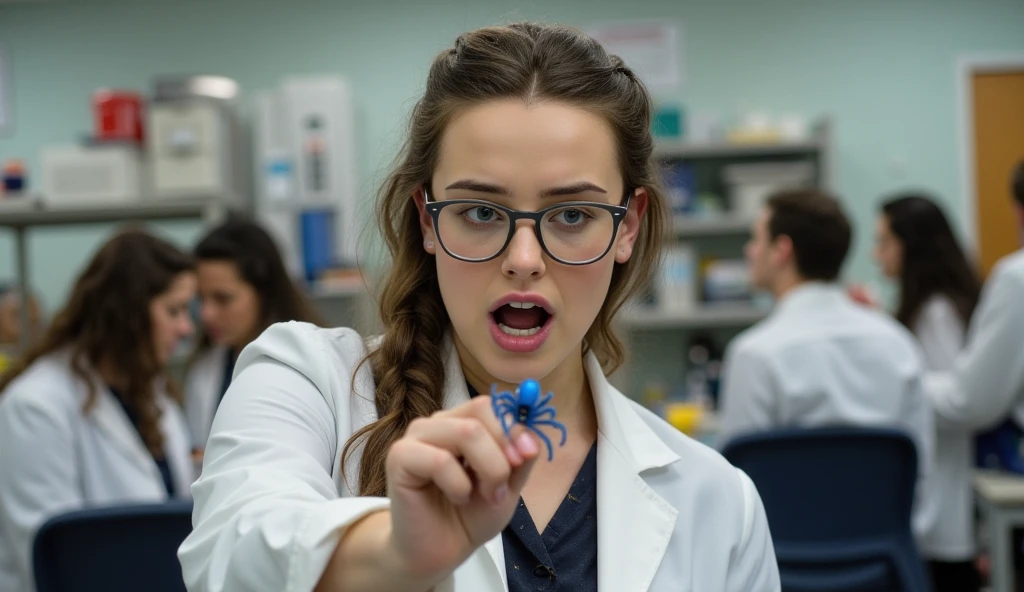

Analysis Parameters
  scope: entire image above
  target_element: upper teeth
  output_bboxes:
[509,302,536,309]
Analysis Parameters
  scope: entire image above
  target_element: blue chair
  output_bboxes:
[722,427,931,592]
[33,500,193,592]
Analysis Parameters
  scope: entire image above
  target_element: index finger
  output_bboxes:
[438,393,525,466]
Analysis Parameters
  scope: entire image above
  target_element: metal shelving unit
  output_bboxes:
[0,195,240,349]
[672,214,754,237]
[621,303,769,330]
[613,119,833,398]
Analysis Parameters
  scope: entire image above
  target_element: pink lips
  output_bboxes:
[488,292,555,354]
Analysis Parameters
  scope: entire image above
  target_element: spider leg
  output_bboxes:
[530,419,568,446]
[531,408,556,421]
[537,392,553,408]
[526,424,556,462]
[495,394,518,407]
[491,397,513,438]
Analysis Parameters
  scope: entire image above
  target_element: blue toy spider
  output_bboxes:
[491,379,567,461]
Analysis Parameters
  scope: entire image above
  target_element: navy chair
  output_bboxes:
[722,427,931,592]
[33,500,193,592]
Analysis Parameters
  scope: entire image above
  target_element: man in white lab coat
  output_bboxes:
[717,189,934,474]
[925,161,1024,429]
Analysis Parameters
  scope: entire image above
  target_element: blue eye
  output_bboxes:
[468,207,496,222]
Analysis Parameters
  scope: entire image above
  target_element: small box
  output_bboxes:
[41,144,142,205]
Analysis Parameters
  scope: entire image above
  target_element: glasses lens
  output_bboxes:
[541,204,616,264]
[437,202,511,261]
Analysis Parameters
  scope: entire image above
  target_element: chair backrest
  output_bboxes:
[722,427,918,544]
[33,500,193,592]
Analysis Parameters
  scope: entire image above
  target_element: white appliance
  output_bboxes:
[40,144,143,206]
[253,75,360,275]
[147,75,247,201]
[722,161,815,218]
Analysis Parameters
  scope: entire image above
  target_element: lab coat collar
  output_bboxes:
[773,281,845,317]
[438,335,681,591]
[77,358,171,498]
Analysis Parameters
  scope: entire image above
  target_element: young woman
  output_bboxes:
[874,193,983,592]
[0,229,197,592]
[186,217,322,456]
[179,23,779,592]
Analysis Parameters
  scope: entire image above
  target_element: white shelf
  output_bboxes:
[654,139,823,160]
[0,195,235,228]
[309,281,367,300]
[672,215,753,237]
[621,303,768,329]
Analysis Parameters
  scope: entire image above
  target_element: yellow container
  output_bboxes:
[665,402,704,436]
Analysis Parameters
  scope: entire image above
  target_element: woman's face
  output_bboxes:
[418,99,646,388]
[150,272,197,365]
[196,260,261,350]
[874,214,903,279]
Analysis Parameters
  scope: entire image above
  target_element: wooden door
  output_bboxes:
[972,69,1024,276]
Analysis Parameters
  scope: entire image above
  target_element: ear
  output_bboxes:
[772,234,795,269]
[614,187,649,264]
[413,188,438,255]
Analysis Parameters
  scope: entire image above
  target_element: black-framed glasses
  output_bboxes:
[423,187,632,265]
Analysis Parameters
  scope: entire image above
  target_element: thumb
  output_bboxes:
[507,428,542,494]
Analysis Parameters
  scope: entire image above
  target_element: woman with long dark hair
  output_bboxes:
[186,217,322,457]
[0,228,197,592]
[874,192,982,591]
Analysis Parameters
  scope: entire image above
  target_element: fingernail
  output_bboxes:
[494,485,508,504]
[516,433,538,455]
[505,443,524,465]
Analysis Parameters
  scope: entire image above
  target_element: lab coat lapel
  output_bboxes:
[88,376,166,493]
[588,354,680,592]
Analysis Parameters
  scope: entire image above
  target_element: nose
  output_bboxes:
[501,221,546,279]
[200,302,217,328]
[180,315,195,338]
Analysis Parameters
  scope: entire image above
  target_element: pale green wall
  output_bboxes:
[1,0,1023,310]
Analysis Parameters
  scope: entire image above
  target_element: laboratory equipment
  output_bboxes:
[40,144,142,205]
[146,75,246,201]
[253,75,360,278]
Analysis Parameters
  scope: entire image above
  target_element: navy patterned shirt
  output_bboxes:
[108,386,176,497]
[468,383,599,591]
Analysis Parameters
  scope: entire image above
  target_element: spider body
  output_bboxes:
[491,378,567,461]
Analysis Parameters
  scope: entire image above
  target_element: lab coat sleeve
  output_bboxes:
[925,263,1024,430]
[913,297,965,372]
[726,469,782,592]
[178,324,390,592]
[0,391,84,585]
[903,371,935,480]
[717,341,777,449]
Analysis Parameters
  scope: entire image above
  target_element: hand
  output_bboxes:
[846,284,879,308]
[385,395,541,581]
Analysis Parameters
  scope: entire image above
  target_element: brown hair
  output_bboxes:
[343,22,669,496]
[0,228,195,456]
[1013,159,1024,208]
[767,188,852,282]
[191,216,323,357]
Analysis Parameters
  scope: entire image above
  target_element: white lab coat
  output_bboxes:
[910,296,974,561]
[178,322,781,592]
[925,249,1024,430]
[716,283,934,535]
[183,345,229,451]
[0,349,194,592]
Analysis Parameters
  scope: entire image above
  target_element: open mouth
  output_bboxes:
[491,302,552,337]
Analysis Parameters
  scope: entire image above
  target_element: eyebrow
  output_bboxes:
[443,179,608,198]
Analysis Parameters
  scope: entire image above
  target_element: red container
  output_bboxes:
[93,89,144,143]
